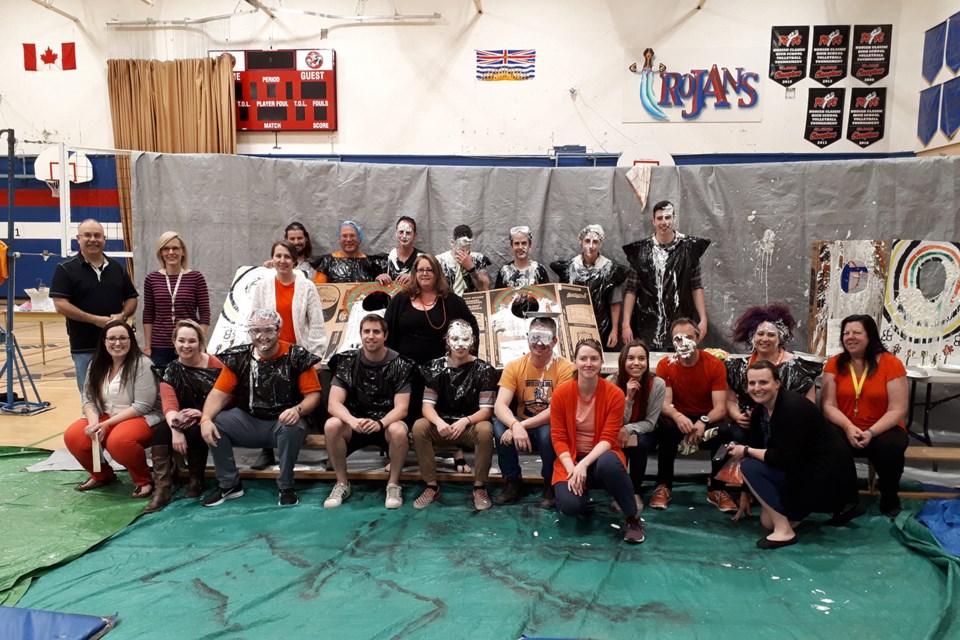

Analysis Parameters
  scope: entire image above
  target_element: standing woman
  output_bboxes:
[551,339,645,543]
[142,232,211,366]
[64,320,162,496]
[727,362,859,549]
[609,339,665,511]
[250,239,328,469]
[144,320,225,513]
[821,314,909,516]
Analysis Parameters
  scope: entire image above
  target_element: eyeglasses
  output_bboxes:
[416,268,434,274]
[79,232,104,240]
[105,336,130,343]
[160,246,183,253]
[248,327,278,336]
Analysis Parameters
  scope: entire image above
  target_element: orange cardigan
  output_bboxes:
[550,377,626,485]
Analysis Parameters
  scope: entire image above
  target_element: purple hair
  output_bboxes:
[731,303,796,347]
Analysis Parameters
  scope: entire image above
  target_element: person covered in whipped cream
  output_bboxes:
[495,226,550,289]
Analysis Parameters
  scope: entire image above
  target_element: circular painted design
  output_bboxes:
[883,240,960,344]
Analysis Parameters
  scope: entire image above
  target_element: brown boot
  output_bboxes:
[492,478,523,505]
[184,446,208,499]
[143,446,173,513]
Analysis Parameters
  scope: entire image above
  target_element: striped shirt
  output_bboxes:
[142,270,211,349]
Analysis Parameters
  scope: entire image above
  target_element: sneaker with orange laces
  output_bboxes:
[649,484,671,510]
[707,490,738,513]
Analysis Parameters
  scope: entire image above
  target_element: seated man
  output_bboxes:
[492,317,575,509]
[412,319,499,511]
[651,317,740,513]
[311,220,383,283]
[436,224,492,295]
[323,313,414,509]
[200,309,321,507]
[494,225,550,288]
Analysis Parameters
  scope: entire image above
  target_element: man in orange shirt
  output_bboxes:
[199,309,322,507]
[651,317,739,513]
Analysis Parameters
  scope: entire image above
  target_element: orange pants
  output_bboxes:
[64,414,154,487]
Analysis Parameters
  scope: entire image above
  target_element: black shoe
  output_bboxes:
[278,487,299,506]
[492,479,523,505]
[539,485,556,510]
[827,502,866,526]
[202,483,244,507]
[880,494,902,517]
[251,448,277,470]
[756,535,798,550]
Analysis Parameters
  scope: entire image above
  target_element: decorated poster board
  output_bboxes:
[807,240,888,356]
[209,269,600,366]
[880,240,960,367]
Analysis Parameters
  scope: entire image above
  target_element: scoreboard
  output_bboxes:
[210,49,338,132]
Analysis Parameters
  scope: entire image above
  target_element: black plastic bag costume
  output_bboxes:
[725,356,823,414]
[328,349,415,421]
[309,254,385,283]
[621,235,710,350]
[550,256,628,346]
[419,357,500,423]
[153,361,221,410]
[216,344,321,420]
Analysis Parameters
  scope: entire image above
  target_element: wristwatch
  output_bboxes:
[699,415,710,425]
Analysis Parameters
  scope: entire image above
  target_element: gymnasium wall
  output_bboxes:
[0,0,956,157]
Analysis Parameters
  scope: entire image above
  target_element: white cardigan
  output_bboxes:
[250,273,328,357]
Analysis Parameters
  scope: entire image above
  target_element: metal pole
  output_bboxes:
[3,128,15,408]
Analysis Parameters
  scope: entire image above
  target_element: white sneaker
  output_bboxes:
[385,483,403,509]
[324,482,351,508]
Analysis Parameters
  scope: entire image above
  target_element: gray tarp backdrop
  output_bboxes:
[131,153,959,351]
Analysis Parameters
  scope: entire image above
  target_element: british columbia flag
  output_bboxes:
[476,49,536,81]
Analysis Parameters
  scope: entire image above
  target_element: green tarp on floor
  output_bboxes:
[14,480,959,639]
[0,447,146,606]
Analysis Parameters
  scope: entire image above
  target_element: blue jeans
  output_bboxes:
[492,417,555,484]
[71,352,94,393]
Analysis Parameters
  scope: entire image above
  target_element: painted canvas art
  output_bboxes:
[880,240,960,367]
[808,240,888,356]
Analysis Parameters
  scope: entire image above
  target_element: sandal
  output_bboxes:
[454,456,472,475]
[75,476,117,492]
[131,483,154,499]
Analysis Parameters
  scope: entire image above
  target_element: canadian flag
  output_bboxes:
[23,43,77,71]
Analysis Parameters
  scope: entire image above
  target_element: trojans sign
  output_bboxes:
[622,47,763,123]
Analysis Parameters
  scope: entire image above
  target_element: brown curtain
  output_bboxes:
[107,56,237,278]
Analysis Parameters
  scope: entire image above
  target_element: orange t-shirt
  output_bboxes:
[274,278,297,345]
[214,341,321,396]
[824,352,906,430]
[655,351,727,416]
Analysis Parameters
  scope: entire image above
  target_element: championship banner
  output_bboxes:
[947,12,960,73]
[810,25,850,86]
[918,84,942,146]
[804,87,845,148]
[941,75,960,140]
[769,26,810,87]
[208,269,599,367]
[923,22,947,84]
[851,24,892,84]
[847,87,886,148]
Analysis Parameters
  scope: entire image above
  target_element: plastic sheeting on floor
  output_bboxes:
[915,497,960,558]
[16,480,958,640]
[0,606,116,640]
[0,447,147,606]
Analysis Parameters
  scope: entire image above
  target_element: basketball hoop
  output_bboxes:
[44,179,60,198]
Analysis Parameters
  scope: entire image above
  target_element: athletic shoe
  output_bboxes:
[414,486,440,509]
[323,482,351,509]
[385,483,403,509]
[624,517,645,544]
[202,483,244,507]
[473,487,492,511]
[278,488,299,506]
[707,490,738,513]
[649,484,672,510]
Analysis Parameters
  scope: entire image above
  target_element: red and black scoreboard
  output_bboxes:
[210,49,338,131]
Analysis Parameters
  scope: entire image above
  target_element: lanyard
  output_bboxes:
[848,363,868,415]
[164,270,184,322]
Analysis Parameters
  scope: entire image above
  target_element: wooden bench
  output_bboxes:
[865,447,960,499]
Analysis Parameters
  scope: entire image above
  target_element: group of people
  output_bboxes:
[50,215,911,548]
